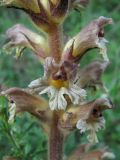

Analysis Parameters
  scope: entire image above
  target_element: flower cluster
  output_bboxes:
[0,0,113,147]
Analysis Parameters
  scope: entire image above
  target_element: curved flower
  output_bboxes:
[76,98,113,143]
[1,87,48,122]
[62,16,113,62]
[75,60,109,92]
[60,97,113,142]
[3,24,48,59]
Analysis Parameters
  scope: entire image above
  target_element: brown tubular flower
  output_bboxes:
[59,97,113,141]
[0,0,69,32]
[1,88,50,121]
[75,60,109,92]
[68,144,115,160]
[62,16,113,63]
[3,24,48,59]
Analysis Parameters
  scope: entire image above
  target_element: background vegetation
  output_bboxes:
[0,0,120,159]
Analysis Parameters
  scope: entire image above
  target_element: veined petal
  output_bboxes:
[40,83,86,110]
[40,86,68,110]
[62,16,113,62]
[3,24,48,59]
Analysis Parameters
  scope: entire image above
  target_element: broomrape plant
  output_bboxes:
[0,0,115,160]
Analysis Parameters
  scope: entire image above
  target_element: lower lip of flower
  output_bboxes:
[49,79,69,89]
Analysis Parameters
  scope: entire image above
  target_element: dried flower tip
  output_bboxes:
[3,24,48,59]
[8,101,16,124]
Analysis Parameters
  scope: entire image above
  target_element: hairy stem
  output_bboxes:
[48,25,63,63]
[49,111,64,160]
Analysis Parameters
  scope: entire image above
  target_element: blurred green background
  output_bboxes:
[0,0,120,159]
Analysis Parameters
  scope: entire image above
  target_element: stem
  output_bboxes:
[48,25,63,63]
[49,111,64,160]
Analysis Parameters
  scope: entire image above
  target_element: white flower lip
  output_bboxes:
[39,84,86,110]
[76,117,105,143]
